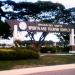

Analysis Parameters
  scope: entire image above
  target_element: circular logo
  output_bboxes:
[19,22,27,30]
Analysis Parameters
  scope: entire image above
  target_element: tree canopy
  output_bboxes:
[0,0,75,45]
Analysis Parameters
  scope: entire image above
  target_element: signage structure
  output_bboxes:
[6,20,73,33]
[6,20,75,53]
[19,22,71,32]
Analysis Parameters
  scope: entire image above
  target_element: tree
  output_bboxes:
[0,1,72,49]
[5,1,65,47]
[0,1,5,20]
[0,21,11,39]
[56,33,69,46]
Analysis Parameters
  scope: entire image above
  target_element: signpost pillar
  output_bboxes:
[13,25,18,40]
[13,25,18,46]
[69,29,75,53]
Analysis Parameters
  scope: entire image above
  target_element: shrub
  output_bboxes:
[62,46,69,53]
[40,46,70,53]
[40,47,56,53]
[40,47,49,53]
[0,48,39,60]
[0,51,15,60]
[15,49,39,59]
[40,46,62,53]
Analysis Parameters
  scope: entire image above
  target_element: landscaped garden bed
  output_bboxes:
[0,49,75,70]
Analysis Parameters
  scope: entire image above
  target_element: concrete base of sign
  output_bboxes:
[69,51,75,53]
[69,46,75,53]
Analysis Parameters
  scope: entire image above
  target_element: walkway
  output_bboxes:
[40,53,75,56]
[0,64,75,75]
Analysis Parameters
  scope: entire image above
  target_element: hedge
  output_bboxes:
[40,46,69,53]
[40,47,56,53]
[0,48,39,60]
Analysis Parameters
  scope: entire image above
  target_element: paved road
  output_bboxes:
[26,69,75,75]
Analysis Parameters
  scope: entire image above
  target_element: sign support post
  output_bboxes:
[69,29,75,53]
[13,25,18,41]
[13,25,18,46]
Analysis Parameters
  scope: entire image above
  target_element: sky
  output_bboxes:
[0,0,75,44]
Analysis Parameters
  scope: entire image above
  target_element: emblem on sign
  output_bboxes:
[19,22,27,30]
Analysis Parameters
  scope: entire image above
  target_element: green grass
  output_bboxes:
[0,55,75,70]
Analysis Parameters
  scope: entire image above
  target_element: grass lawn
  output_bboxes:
[0,55,75,70]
